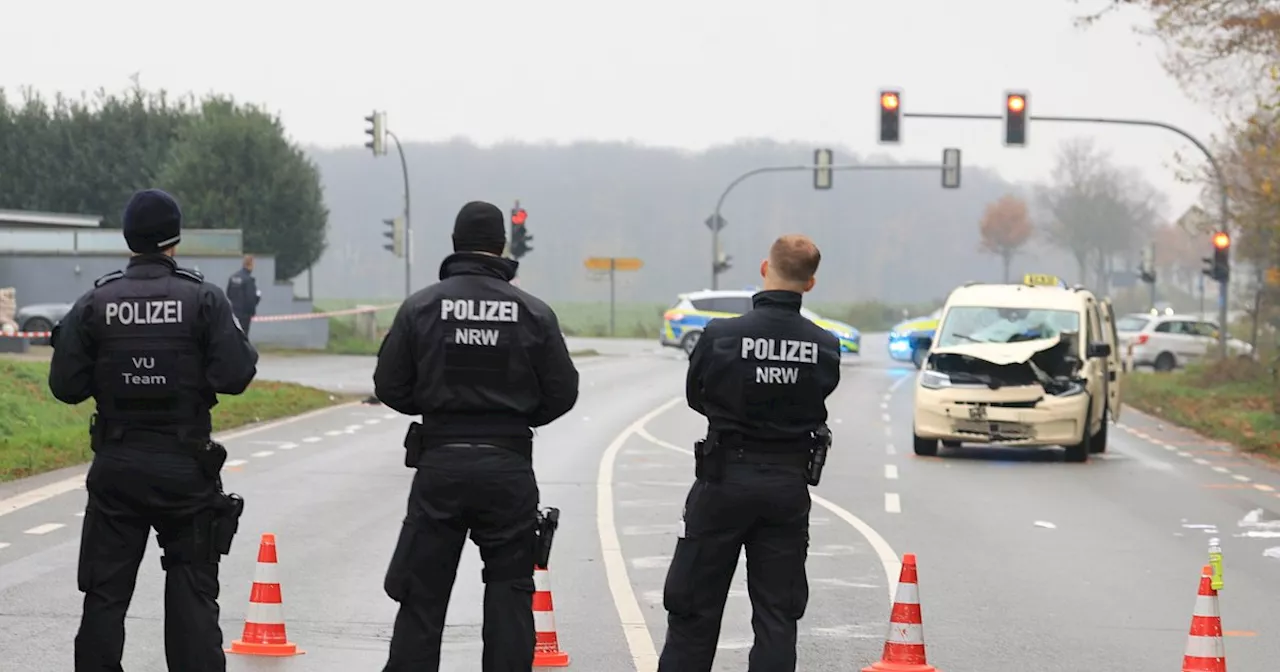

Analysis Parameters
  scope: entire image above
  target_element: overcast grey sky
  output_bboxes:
[3,0,1222,218]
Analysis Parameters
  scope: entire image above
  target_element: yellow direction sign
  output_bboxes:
[584,257,643,272]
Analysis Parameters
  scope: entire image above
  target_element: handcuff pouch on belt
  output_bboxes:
[534,507,560,569]
[806,424,832,486]
[694,430,724,482]
[403,421,426,468]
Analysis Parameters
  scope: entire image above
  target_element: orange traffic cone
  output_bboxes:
[226,533,304,657]
[533,565,570,667]
[862,553,940,672]
[1182,564,1226,672]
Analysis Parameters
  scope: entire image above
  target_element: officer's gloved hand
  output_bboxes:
[49,324,60,349]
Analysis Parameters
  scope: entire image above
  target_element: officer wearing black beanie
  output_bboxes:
[374,200,580,672]
[48,188,259,672]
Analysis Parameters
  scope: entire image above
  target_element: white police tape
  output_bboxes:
[0,303,400,338]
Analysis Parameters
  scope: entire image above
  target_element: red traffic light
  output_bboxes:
[880,92,899,110]
[1007,94,1026,113]
[1212,231,1230,249]
[512,209,527,226]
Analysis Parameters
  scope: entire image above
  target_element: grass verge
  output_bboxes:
[0,359,350,483]
[1123,358,1280,459]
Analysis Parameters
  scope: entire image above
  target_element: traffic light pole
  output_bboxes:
[709,162,947,289]
[386,130,413,300]
[904,110,1231,358]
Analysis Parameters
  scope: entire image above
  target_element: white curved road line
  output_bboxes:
[597,396,681,672]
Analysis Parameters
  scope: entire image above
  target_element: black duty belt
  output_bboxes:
[724,449,810,468]
[426,440,532,462]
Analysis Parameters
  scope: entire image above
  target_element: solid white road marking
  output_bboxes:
[24,523,64,535]
[251,451,274,458]
[224,460,248,467]
[885,465,899,480]
[633,414,903,607]
[597,397,681,671]
[885,493,901,514]
[0,401,363,519]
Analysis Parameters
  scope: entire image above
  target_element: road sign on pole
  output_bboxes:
[584,257,644,336]
[813,149,833,190]
[941,148,961,189]
[704,214,726,232]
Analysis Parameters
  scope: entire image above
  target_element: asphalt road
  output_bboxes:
[1,334,1278,670]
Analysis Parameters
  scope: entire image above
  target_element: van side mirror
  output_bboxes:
[1087,341,1111,359]
[915,336,933,351]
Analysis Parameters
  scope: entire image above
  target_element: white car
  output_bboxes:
[1118,313,1253,372]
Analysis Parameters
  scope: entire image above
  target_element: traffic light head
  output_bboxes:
[1204,231,1230,282]
[512,208,527,226]
[1004,92,1028,147]
[879,90,901,144]
[509,208,532,259]
[364,111,385,156]
[1213,231,1230,249]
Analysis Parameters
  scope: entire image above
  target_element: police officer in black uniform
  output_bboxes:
[658,234,841,672]
[48,189,258,672]
[374,200,580,672]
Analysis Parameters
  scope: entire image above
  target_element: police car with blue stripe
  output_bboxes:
[659,289,861,356]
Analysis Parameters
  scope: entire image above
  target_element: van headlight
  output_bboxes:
[919,370,952,389]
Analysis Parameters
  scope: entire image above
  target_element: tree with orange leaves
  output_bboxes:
[978,194,1034,282]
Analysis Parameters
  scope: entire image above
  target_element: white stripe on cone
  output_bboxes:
[884,623,924,644]
[534,609,557,632]
[892,582,919,605]
[245,601,286,626]
[1184,634,1226,658]
[252,562,281,585]
[534,569,551,591]
[1192,595,1220,617]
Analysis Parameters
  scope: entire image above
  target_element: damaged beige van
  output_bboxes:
[911,275,1123,463]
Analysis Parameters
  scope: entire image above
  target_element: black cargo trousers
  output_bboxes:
[75,433,226,672]
[383,444,540,672]
[658,452,812,672]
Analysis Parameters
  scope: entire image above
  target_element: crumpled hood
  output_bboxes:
[928,334,1062,366]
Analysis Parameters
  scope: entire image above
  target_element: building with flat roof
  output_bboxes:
[0,209,326,349]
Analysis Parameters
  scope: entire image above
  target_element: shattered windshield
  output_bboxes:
[935,306,1080,347]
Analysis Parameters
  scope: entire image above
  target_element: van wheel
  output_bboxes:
[1063,402,1092,463]
[913,433,939,457]
[1153,352,1176,372]
[681,331,700,357]
[1089,411,1108,454]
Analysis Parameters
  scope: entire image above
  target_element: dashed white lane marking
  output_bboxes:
[1177,451,1192,458]
[1118,423,1280,493]
[879,403,888,410]
[277,443,298,450]
[324,430,343,437]
[1212,466,1230,474]
[344,425,362,432]
[0,542,9,550]
[884,426,892,437]
[885,465,899,480]
[887,444,897,455]
[251,451,274,458]
[884,493,901,514]
[881,413,891,423]
[24,523,64,535]
[364,419,381,425]
[302,437,322,443]
[1254,484,1275,492]
[0,401,362,520]
[1193,458,1210,466]
[633,414,903,604]
[383,413,398,419]
[1233,474,1252,482]
[74,512,85,517]
[224,459,248,467]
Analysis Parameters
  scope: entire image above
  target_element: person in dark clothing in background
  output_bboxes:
[658,234,841,672]
[373,200,580,672]
[48,188,259,672]
[225,254,260,335]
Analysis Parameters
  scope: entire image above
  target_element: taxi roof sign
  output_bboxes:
[1023,273,1066,288]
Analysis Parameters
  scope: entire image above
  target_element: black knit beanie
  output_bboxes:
[122,189,183,254]
[452,201,507,255]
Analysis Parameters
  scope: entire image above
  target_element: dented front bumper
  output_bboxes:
[913,383,1088,447]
